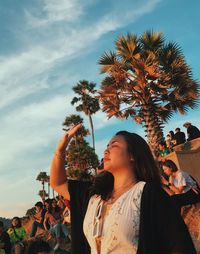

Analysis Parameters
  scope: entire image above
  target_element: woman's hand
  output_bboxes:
[56,123,82,153]
[161,175,168,185]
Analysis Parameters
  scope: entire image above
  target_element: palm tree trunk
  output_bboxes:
[48,182,50,198]
[42,180,45,198]
[142,106,164,157]
[88,113,95,150]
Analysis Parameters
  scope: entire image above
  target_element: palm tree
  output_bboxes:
[98,31,199,156]
[38,190,48,202]
[71,80,100,150]
[36,172,49,198]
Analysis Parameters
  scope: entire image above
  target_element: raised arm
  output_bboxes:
[50,123,82,200]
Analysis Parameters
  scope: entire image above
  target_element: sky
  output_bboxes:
[0,0,200,218]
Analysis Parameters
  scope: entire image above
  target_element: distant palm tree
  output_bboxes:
[38,190,48,202]
[36,172,49,198]
[98,31,199,155]
[71,80,100,150]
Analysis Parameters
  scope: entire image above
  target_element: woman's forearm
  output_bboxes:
[50,149,71,200]
[170,184,183,194]
[50,150,67,188]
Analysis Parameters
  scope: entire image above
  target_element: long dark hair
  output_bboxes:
[90,131,161,200]
[11,217,22,228]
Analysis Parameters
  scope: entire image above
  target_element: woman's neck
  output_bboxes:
[112,170,137,192]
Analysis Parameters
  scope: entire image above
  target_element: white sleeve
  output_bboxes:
[176,172,187,187]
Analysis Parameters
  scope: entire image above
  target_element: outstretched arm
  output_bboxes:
[50,123,82,200]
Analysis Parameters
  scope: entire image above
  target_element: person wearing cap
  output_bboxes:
[183,122,200,141]
[0,221,11,254]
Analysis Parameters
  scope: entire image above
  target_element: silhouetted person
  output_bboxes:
[173,128,186,146]
[0,221,11,254]
[183,122,200,141]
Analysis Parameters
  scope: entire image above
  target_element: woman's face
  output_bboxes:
[52,200,57,207]
[162,165,172,176]
[44,202,50,209]
[103,135,132,173]
[12,218,19,227]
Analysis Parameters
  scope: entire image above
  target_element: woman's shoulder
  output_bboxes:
[16,226,26,232]
[89,194,101,202]
[142,181,166,198]
[128,181,146,196]
[87,194,101,207]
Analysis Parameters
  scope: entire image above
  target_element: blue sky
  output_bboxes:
[0,0,200,218]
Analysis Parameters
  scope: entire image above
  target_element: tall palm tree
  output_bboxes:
[71,80,100,150]
[98,31,199,156]
[36,172,49,198]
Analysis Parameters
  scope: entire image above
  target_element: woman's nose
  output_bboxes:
[104,148,109,155]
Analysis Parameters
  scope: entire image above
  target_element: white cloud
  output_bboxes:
[25,0,84,28]
[0,94,75,172]
[0,0,162,110]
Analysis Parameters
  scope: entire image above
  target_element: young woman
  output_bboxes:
[7,217,26,254]
[50,124,196,254]
[161,159,200,212]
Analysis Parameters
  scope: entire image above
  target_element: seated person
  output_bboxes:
[7,217,26,254]
[161,159,200,213]
[30,202,46,237]
[26,239,52,254]
[0,221,11,254]
[173,127,186,146]
[158,141,170,161]
[43,199,69,251]
[56,195,66,213]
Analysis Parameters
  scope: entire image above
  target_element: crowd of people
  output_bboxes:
[164,122,200,152]
[157,122,200,161]
[30,196,71,251]
[0,196,71,254]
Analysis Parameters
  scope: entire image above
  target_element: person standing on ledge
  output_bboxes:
[50,123,196,254]
[183,122,200,141]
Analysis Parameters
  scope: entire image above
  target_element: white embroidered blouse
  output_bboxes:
[83,181,146,254]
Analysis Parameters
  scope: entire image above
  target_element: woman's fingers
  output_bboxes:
[65,123,82,138]
[56,123,82,152]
